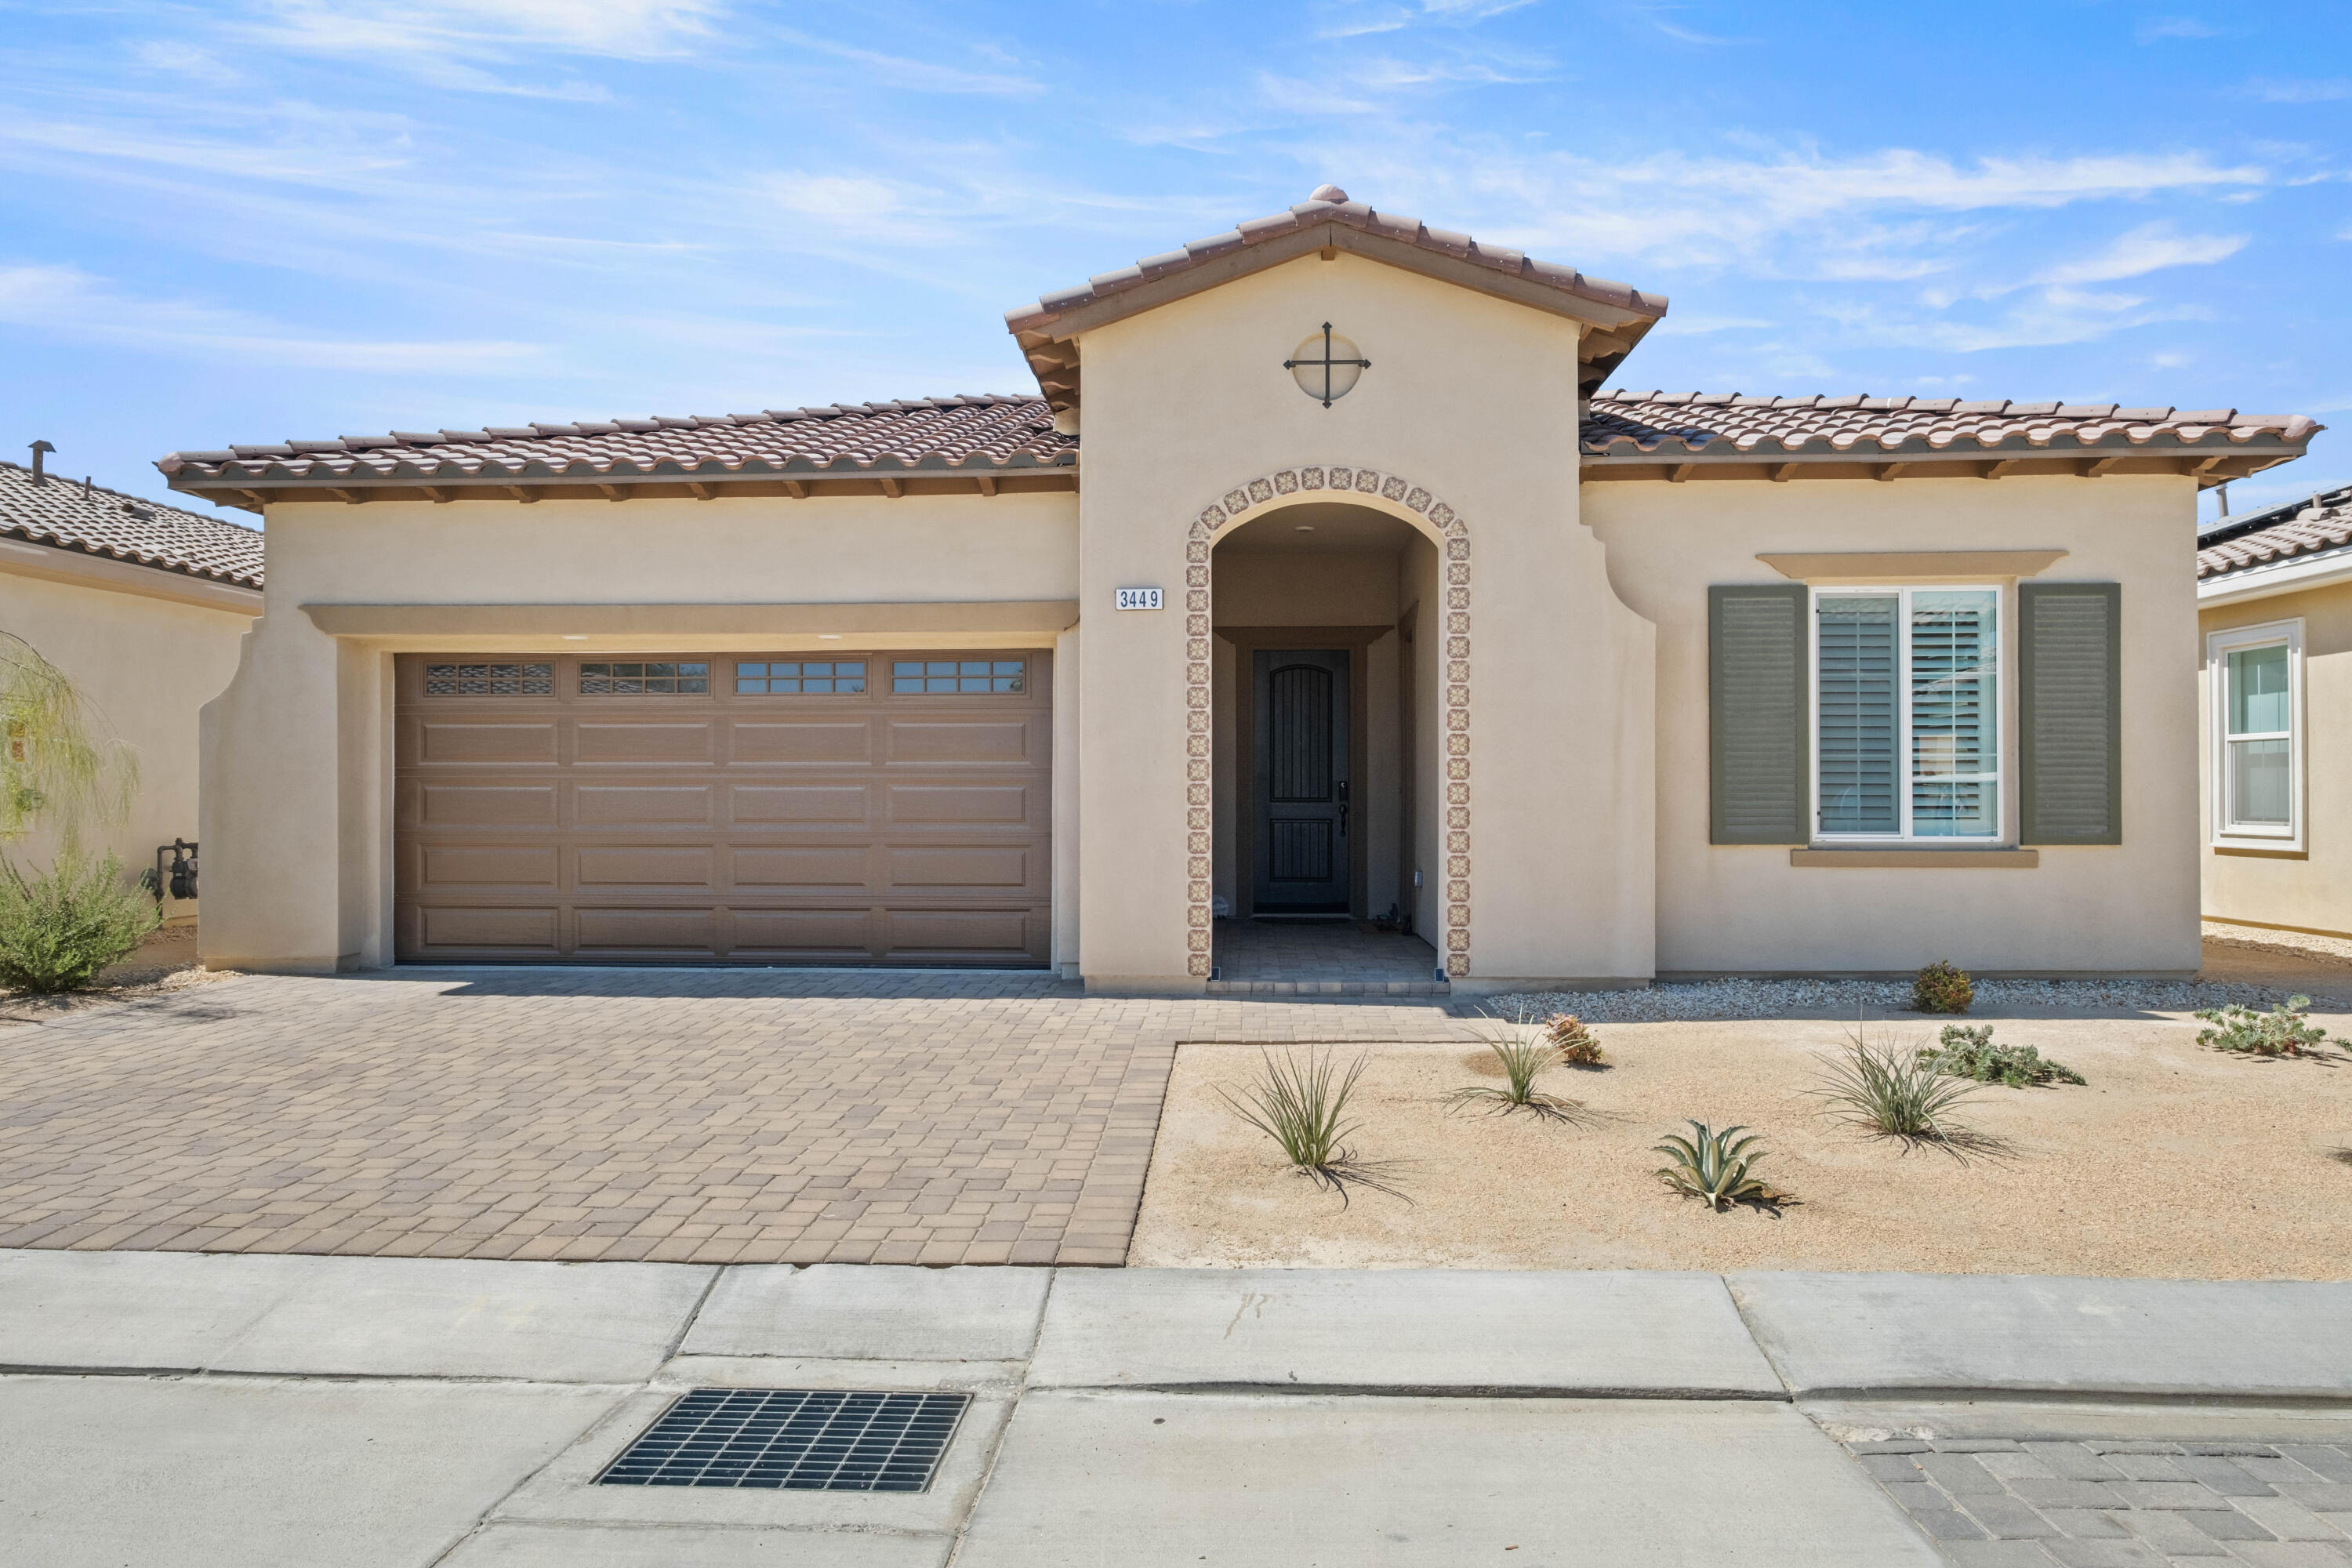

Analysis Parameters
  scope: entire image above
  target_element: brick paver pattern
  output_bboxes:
[0,969,1472,1266]
[1848,1432,2352,1566]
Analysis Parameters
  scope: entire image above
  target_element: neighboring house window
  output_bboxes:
[425,662,553,696]
[2209,620,2301,845]
[1813,587,2000,840]
[735,661,867,694]
[891,659,1025,694]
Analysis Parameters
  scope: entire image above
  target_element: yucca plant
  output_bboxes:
[1218,1047,1406,1203]
[1449,1016,1582,1120]
[1654,1121,1782,1211]
[1543,1012,1607,1067]
[1815,1022,1984,1147]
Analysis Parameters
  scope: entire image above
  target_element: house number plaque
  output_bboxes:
[1115,587,1163,611]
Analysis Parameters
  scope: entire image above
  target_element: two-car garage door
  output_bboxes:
[393,652,1051,965]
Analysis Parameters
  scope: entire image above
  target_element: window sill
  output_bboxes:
[1791,848,2038,869]
[2212,843,2307,860]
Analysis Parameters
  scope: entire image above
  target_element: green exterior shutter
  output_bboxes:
[1709,583,1810,844]
[2019,582,2122,845]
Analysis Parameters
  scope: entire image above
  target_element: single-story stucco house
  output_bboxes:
[2197,482,2352,939]
[2,448,263,918]
[158,186,2321,991]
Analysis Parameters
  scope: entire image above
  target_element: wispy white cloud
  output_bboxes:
[0,263,543,372]
[2033,223,2248,285]
[772,31,1045,96]
[245,0,723,61]
[2241,76,2352,103]
[2137,16,2222,42]
[1820,285,2208,354]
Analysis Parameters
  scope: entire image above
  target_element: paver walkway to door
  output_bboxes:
[0,970,1472,1266]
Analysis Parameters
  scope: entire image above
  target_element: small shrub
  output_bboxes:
[1814,1023,1984,1145]
[1919,1024,2085,1088]
[0,849,159,994]
[1913,960,1975,1015]
[1218,1047,1406,1203]
[2194,996,2346,1058]
[1450,1017,1581,1120]
[1543,1013,1607,1067]
[1654,1121,1784,1211]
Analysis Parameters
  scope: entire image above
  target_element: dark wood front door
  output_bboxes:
[1252,648,1350,913]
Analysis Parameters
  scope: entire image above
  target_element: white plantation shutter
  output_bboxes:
[1815,595,1898,834]
[1907,591,1998,837]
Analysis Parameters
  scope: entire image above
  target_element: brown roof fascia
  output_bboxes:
[169,470,1079,510]
[1010,221,1664,412]
[1580,444,2309,485]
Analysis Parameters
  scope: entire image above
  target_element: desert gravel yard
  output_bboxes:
[1128,1010,2352,1278]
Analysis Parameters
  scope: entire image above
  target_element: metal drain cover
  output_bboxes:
[598,1389,971,1492]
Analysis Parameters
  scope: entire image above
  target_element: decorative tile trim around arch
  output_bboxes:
[1185,466,1471,980]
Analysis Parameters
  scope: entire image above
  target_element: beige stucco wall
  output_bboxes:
[199,492,1078,971]
[1073,249,1657,989]
[2200,576,2352,936]
[0,561,252,919]
[1585,472,2202,975]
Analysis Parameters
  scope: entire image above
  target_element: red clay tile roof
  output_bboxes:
[2198,484,2352,579]
[156,394,1075,486]
[1006,186,1667,336]
[1587,390,2321,459]
[0,459,263,587]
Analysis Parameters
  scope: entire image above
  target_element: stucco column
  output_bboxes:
[198,613,346,972]
[1075,506,1200,993]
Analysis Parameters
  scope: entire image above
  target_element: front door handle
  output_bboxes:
[1338,803,1349,838]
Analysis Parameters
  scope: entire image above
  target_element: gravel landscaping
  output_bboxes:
[1487,975,2336,1025]
[1129,1007,2352,1278]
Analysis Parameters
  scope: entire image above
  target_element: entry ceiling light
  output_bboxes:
[1294,524,1316,532]
[562,634,588,641]
[1285,322,1368,407]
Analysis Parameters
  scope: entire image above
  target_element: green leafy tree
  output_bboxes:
[0,630,137,844]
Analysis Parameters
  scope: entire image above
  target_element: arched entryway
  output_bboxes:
[1185,467,1472,980]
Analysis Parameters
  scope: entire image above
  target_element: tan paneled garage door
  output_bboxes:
[394,652,1051,965]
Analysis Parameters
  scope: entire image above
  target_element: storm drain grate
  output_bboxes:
[597,1389,971,1492]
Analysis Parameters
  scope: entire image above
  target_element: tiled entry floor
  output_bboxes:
[1208,918,1447,995]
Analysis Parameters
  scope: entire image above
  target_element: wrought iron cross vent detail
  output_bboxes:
[1283,322,1370,408]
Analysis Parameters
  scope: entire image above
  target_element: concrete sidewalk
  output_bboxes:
[2,1251,2348,1566]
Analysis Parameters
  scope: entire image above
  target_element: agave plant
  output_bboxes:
[1449,1014,1582,1120]
[1654,1120,1780,1211]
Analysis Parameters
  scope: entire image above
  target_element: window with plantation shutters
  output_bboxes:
[2020,583,2121,845]
[1709,584,1809,844]
[1811,587,2000,841]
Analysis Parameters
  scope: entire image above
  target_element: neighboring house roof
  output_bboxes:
[1588,391,2321,463]
[2198,482,2352,582]
[1004,185,1669,412]
[157,394,1075,505]
[0,459,263,587]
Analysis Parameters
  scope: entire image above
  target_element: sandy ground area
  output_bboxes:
[2201,921,2352,999]
[0,924,234,1025]
[1130,1008,2352,1278]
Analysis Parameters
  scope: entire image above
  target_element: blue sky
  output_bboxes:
[5,0,2348,520]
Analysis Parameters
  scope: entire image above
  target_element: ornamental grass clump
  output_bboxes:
[1218,1047,1407,1203]
[1654,1121,1784,1212]
[1912,960,1975,1015]
[0,849,158,994]
[2195,996,2347,1058]
[1814,1022,1985,1149]
[1919,1024,2085,1088]
[1449,1016,1584,1121]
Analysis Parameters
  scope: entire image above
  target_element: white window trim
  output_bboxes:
[1809,583,2006,845]
[2208,618,2304,851]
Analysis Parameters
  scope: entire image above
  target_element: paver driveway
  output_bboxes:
[0,969,1469,1265]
